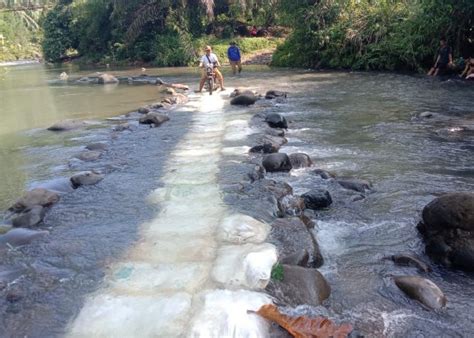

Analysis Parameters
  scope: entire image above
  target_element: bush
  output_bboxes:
[154,30,194,66]
[42,5,76,62]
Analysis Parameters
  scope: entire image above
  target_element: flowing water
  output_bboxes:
[0,64,473,337]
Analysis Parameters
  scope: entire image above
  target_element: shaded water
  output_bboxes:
[0,64,473,337]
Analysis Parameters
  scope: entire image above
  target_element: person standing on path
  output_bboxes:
[227,41,242,75]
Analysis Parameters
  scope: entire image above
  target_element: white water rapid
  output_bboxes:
[68,92,277,337]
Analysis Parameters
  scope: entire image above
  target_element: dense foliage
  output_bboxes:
[273,0,474,71]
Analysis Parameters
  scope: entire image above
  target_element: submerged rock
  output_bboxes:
[302,189,332,210]
[337,178,372,193]
[265,113,288,129]
[98,73,119,84]
[249,143,279,154]
[394,276,447,310]
[311,169,335,179]
[265,90,287,99]
[387,253,431,272]
[262,153,292,173]
[11,206,46,228]
[75,150,102,162]
[9,188,59,212]
[269,217,323,268]
[71,171,105,188]
[47,120,88,131]
[0,228,48,248]
[265,265,330,307]
[417,192,474,271]
[138,107,150,114]
[85,142,108,151]
[139,112,170,126]
[289,153,313,169]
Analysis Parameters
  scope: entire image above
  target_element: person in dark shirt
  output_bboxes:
[428,37,453,76]
[227,42,242,75]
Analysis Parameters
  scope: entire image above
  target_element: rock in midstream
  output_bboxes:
[249,143,280,154]
[75,150,102,162]
[231,93,258,106]
[387,253,431,273]
[301,189,333,210]
[262,153,292,173]
[265,90,287,99]
[265,264,330,307]
[85,142,108,151]
[394,276,447,310]
[0,228,48,248]
[265,113,288,129]
[288,153,313,169]
[11,206,46,228]
[336,178,372,193]
[417,192,474,271]
[70,171,105,188]
[311,169,335,180]
[139,112,170,126]
[47,120,89,131]
[269,217,323,268]
[9,188,60,212]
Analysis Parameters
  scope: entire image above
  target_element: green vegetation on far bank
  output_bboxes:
[273,0,474,72]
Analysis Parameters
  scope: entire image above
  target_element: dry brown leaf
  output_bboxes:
[252,304,353,338]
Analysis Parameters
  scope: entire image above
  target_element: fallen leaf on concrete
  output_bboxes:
[251,304,353,338]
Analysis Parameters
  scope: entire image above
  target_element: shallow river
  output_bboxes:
[0,64,473,337]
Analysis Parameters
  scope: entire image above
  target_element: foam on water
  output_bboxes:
[67,92,275,337]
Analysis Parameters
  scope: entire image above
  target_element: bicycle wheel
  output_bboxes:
[207,77,214,95]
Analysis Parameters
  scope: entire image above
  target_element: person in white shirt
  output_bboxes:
[197,45,225,92]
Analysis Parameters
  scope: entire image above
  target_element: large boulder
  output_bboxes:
[47,120,88,131]
[417,192,474,271]
[139,112,170,126]
[289,153,312,169]
[337,178,372,193]
[9,188,59,212]
[11,206,46,228]
[262,153,292,173]
[265,113,288,129]
[231,94,258,106]
[71,171,105,188]
[301,189,332,210]
[265,265,330,307]
[394,276,447,310]
[98,73,119,84]
[269,218,323,268]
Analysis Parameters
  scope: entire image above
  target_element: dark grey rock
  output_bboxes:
[230,94,257,106]
[70,171,105,188]
[302,189,332,210]
[249,143,279,154]
[265,113,288,129]
[266,265,330,307]
[139,112,170,126]
[418,192,474,271]
[387,254,431,272]
[262,153,292,173]
[11,206,46,228]
[265,90,287,99]
[394,276,447,310]
[337,178,372,193]
[269,218,323,268]
[138,107,150,114]
[311,169,335,179]
[289,153,312,169]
